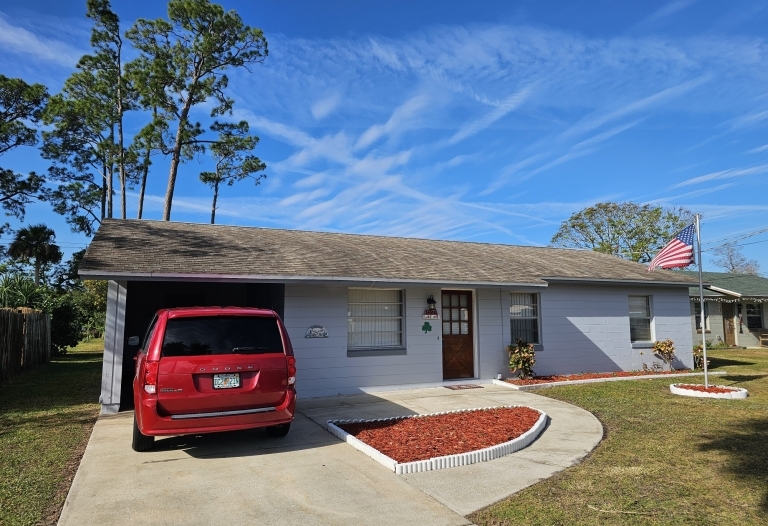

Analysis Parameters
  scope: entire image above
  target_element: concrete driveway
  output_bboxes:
[59,384,602,525]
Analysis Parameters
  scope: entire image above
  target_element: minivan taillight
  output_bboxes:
[144,361,159,394]
[287,356,296,386]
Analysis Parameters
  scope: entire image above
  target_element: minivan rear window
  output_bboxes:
[161,316,284,357]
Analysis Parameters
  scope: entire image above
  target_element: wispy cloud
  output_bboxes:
[672,163,768,188]
[747,143,768,154]
[311,93,342,119]
[448,86,531,144]
[355,94,429,150]
[0,13,83,66]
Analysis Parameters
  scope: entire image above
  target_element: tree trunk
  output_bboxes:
[100,169,107,220]
[137,146,150,219]
[117,77,126,219]
[107,128,114,219]
[211,180,219,224]
[138,107,158,220]
[34,261,40,287]
[163,102,193,221]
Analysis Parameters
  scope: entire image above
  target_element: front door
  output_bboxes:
[722,303,736,346]
[442,291,474,379]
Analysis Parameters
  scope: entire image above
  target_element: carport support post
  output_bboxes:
[101,280,127,414]
[695,214,709,389]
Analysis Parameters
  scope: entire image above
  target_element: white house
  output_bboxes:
[80,219,697,414]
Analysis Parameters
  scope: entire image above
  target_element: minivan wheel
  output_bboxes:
[132,414,155,452]
[265,423,291,438]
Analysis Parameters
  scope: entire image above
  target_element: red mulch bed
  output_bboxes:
[507,369,692,385]
[675,384,737,394]
[337,407,541,463]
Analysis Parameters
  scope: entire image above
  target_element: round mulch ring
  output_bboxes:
[670,383,748,399]
[337,406,542,463]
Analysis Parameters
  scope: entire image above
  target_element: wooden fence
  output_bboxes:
[0,308,51,383]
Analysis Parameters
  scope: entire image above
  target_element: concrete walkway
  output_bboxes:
[59,385,602,525]
[299,385,603,516]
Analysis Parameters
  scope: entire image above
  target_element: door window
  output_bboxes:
[442,293,470,335]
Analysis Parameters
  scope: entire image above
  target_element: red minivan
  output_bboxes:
[131,307,297,452]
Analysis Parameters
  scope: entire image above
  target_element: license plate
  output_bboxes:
[213,373,240,389]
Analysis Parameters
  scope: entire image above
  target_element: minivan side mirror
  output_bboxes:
[127,336,140,346]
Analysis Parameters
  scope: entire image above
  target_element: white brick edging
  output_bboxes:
[492,371,728,391]
[670,383,748,399]
[326,406,548,475]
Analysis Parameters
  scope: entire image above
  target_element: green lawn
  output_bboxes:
[470,348,768,525]
[0,339,103,526]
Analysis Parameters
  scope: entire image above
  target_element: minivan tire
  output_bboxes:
[132,415,155,452]
[265,423,291,438]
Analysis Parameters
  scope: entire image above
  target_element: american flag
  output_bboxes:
[647,224,696,271]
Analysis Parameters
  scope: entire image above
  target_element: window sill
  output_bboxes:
[696,329,711,334]
[631,342,654,349]
[347,348,407,357]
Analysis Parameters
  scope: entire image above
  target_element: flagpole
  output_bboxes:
[695,213,709,388]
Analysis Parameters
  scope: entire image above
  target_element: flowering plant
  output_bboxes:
[507,338,536,379]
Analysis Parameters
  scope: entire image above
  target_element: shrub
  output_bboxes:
[652,339,676,371]
[49,295,82,356]
[692,344,711,370]
[507,338,536,379]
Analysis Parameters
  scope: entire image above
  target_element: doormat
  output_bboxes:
[444,384,483,390]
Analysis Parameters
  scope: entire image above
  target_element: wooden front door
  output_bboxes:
[442,291,474,379]
[722,303,736,346]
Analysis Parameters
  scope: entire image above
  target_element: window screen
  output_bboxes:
[629,296,652,342]
[510,293,539,344]
[746,304,763,330]
[161,316,284,357]
[347,289,403,349]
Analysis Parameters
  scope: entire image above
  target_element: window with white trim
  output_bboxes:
[629,295,652,342]
[746,303,763,330]
[694,302,709,331]
[347,289,404,349]
[510,293,540,344]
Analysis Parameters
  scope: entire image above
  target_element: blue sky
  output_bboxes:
[1,0,767,268]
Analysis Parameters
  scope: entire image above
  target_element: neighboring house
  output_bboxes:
[80,220,698,414]
[686,271,768,348]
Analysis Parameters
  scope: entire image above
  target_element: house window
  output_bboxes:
[746,304,763,330]
[694,302,709,330]
[510,293,540,344]
[347,289,404,349]
[629,296,652,342]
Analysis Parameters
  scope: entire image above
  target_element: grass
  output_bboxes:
[0,339,103,526]
[470,348,768,526]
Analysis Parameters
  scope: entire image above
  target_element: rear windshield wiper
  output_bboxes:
[231,346,273,353]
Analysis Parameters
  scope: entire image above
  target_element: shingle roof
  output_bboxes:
[79,219,699,286]
[684,271,768,298]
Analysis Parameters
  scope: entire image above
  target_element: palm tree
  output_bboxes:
[8,224,63,286]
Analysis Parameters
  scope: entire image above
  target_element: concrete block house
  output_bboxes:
[80,220,698,414]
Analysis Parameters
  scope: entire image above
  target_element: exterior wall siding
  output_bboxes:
[689,300,726,347]
[536,284,694,374]
[735,303,765,348]
[282,282,695,398]
[98,280,697,407]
